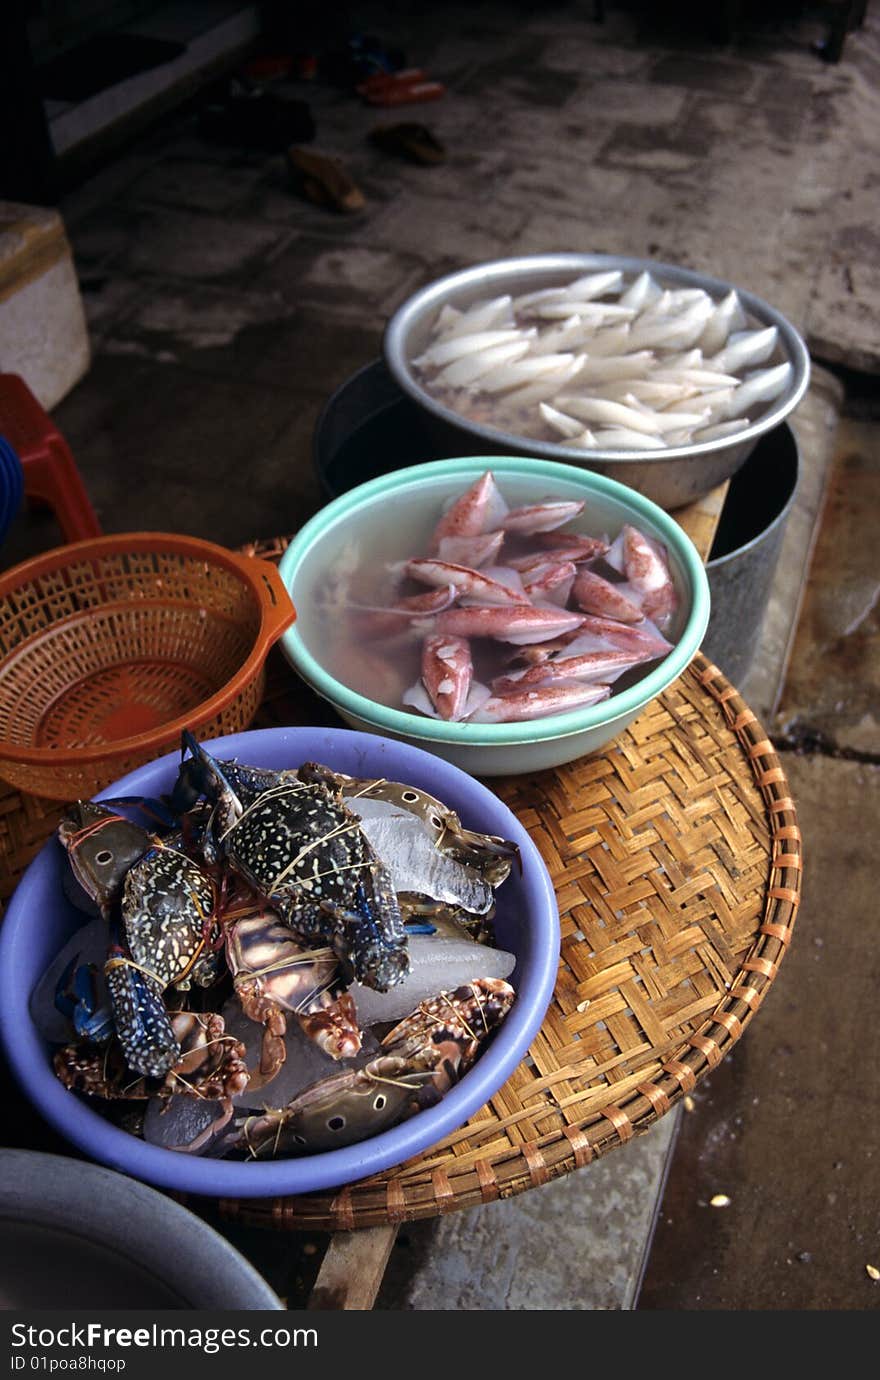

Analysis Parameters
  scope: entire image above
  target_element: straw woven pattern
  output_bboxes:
[0,540,269,799]
[218,650,800,1231]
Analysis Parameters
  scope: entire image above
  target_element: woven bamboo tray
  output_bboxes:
[214,648,800,1231]
[0,539,801,1234]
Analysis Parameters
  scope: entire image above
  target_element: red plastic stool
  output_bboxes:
[0,372,102,544]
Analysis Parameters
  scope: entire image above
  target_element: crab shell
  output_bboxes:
[215,778,410,993]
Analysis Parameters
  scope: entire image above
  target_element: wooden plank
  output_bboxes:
[673,480,729,564]
[305,481,730,1310]
[307,1225,399,1310]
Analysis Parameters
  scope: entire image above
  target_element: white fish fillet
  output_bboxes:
[531,301,635,323]
[618,271,662,312]
[588,427,667,450]
[564,269,625,299]
[691,418,752,441]
[539,401,585,438]
[498,355,586,407]
[438,294,515,338]
[550,395,664,434]
[725,361,792,416]
[413,270,794,455]
[696,289,747,354]
[709,325,778,373]
[476,353,579,393]
[415,328,526,369]
[437,338,532,389]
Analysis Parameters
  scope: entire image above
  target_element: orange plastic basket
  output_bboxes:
[0,533,296,800]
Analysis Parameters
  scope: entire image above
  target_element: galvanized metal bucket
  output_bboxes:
[702,422,800,687]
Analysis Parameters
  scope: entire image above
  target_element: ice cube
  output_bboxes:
[349,935,516,1026]
[344,799,495,913]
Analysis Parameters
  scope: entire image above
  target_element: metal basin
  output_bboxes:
[383,253,811,510]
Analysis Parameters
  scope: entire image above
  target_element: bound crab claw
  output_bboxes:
[57,798,225,1079]
[54,958,114,1044]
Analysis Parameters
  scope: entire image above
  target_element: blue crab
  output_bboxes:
[57,802,224,1079]
[168,734,410,995]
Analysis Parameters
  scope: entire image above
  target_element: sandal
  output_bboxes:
[368,123,446,165]
[285,147,365,213]
[358,70,445,107]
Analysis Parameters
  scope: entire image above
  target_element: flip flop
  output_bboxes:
[285,148,365,213]
[359,71,445,106]
[368,123,446,165]
[356,67,427,95]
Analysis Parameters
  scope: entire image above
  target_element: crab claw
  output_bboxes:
[169,730,242,819]
[297,993,362,1060]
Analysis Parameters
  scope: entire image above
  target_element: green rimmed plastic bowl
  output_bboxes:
[278,457,710,774]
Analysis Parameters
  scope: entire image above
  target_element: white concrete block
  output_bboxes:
[0,201,91,410]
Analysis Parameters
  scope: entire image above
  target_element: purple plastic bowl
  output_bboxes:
[0,726,559,1199]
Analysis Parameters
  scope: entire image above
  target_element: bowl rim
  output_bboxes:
[0,1148,284,1308]
[0,725,561,1198]
[382,251,811,466]
[0,531,295,768]
[277,455,711,745]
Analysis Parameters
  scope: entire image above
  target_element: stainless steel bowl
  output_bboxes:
[383,253,811,510]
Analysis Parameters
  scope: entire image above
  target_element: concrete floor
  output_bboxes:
[1,0,878,1310]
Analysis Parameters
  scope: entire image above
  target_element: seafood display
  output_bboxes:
[411,269,793,451]
[323,469,678,724]
[33,734,519,1159]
